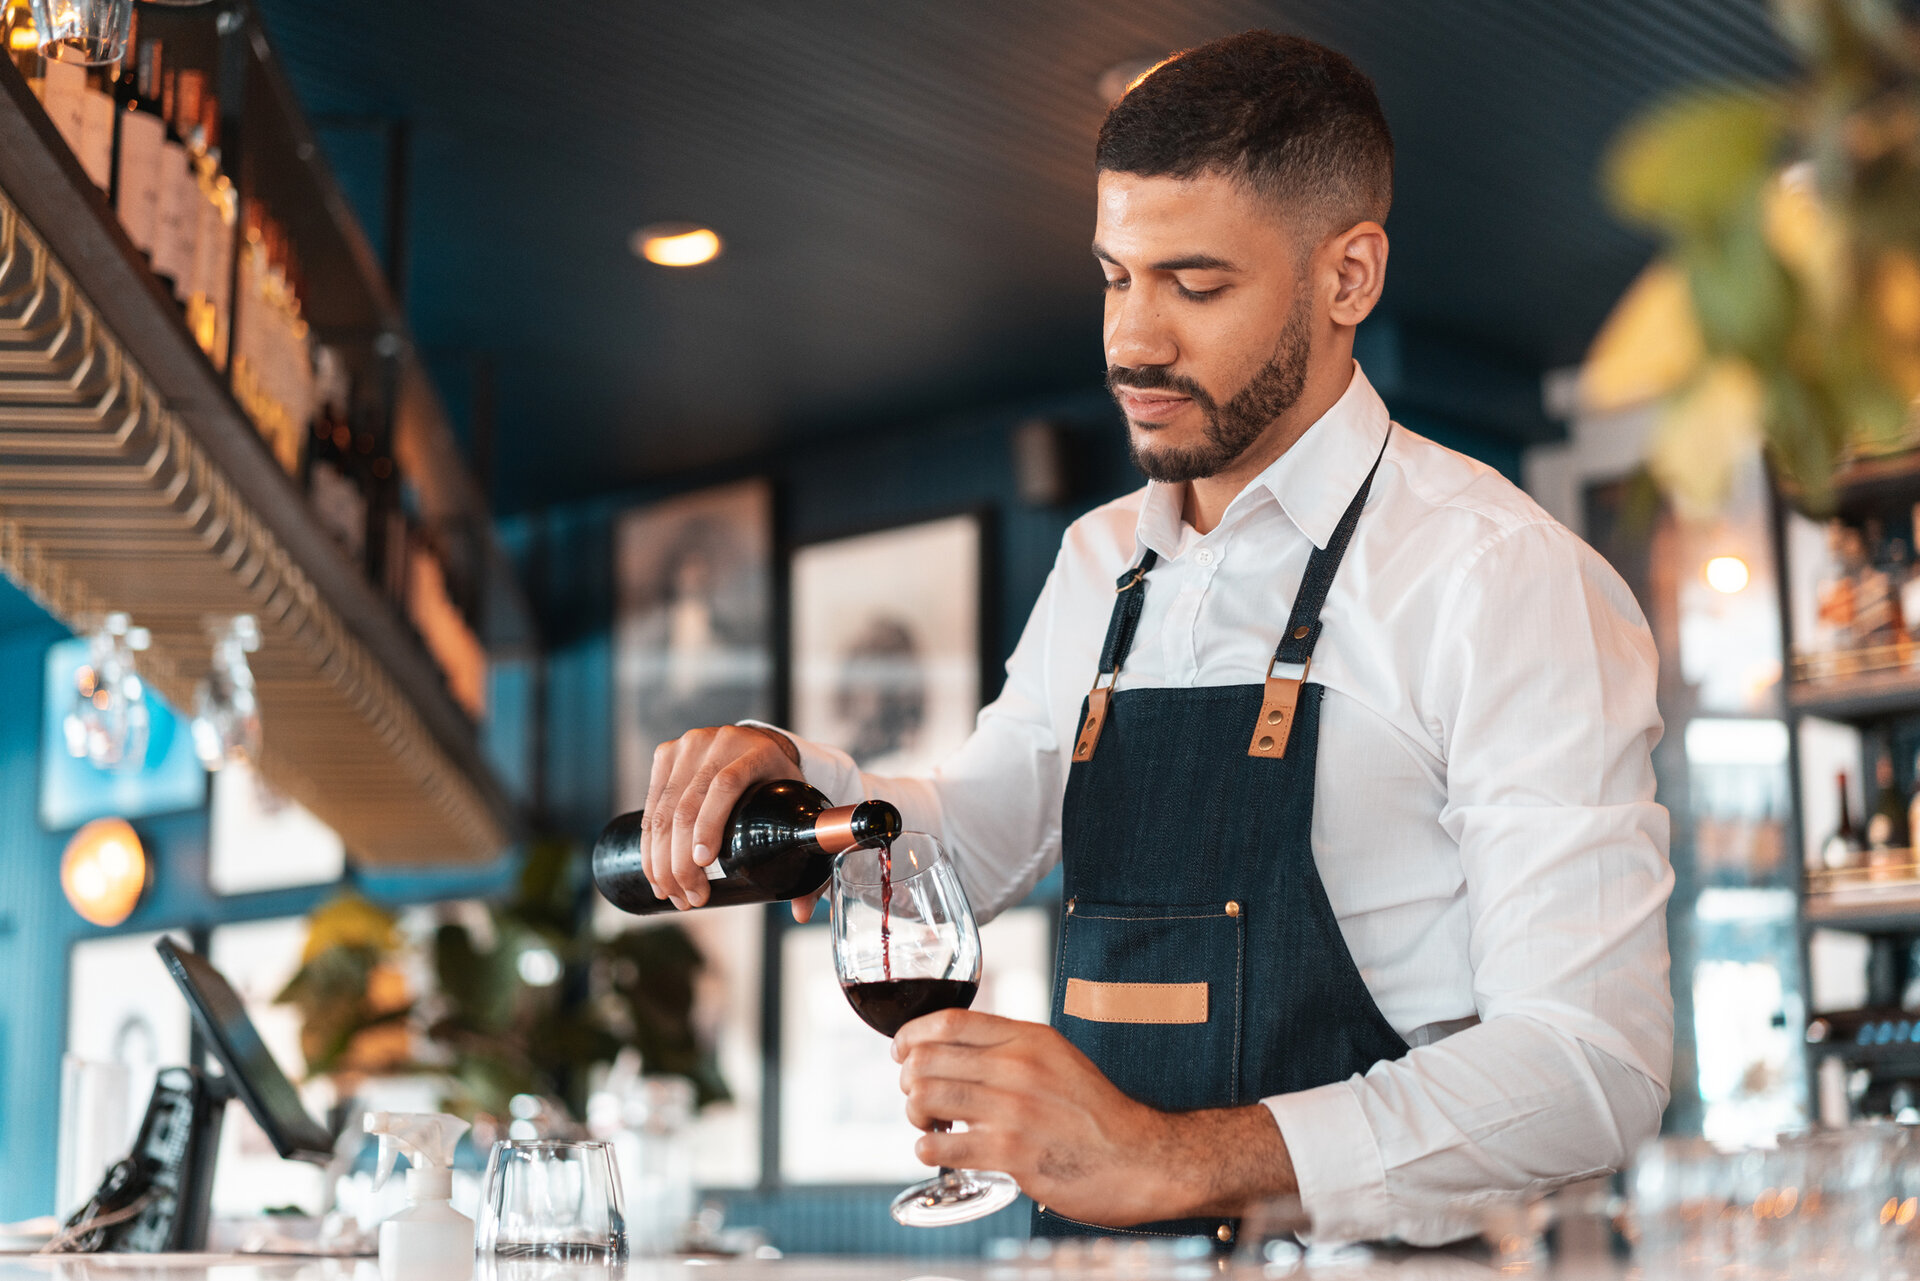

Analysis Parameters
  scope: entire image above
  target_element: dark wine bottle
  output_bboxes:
[594,778,903,916]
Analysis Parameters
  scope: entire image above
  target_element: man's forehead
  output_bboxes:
[1093,170,1289,258]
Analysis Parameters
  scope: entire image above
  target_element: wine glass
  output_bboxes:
[831,832,1020,1227]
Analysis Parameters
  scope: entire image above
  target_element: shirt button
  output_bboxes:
[1196,547,1216,566]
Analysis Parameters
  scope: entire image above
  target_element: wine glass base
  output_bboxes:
[890,1168,1021,1227]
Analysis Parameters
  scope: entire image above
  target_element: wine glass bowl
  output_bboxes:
[830,832,1020,1227]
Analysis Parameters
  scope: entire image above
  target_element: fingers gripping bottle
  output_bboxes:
[365,1111,472,1279]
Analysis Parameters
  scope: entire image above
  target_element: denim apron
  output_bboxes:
[1032,431,1409,1248]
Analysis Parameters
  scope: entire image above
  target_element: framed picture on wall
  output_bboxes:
[613,479,775,813]
[790,511,985,774]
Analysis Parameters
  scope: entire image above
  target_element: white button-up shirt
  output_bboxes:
[784,362,1673,1244]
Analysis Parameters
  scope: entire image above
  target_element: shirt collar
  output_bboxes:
[1135,361,1391,556]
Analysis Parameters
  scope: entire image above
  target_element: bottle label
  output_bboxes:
[703,860,727,882]
[76,88,114,191]
[116,112,165,252]
[149,141,195,293]
[42,61,85,157]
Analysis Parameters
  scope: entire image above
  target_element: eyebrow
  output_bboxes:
[1092,244,1240,273]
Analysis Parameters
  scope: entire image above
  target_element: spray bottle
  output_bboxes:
[365,1110,473,1278]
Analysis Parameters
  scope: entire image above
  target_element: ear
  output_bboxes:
[1321,220,1388,328]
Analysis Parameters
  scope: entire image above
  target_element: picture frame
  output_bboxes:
[788,510,987,774]
[613,479,775,814]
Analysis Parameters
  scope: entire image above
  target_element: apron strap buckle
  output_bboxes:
[1248,658,1308,759]
[1072,674,1116,763]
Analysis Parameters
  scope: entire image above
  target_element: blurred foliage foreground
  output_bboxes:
[1585,0,1920,518]
[276,840,728,1125]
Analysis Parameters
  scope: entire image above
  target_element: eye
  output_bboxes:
[1175,282,1224,301]
[1101,275,1130,292]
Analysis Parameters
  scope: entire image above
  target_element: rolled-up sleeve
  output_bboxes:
[1267,519,1674,1245]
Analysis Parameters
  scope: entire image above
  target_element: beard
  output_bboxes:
[1110,294,1312,484]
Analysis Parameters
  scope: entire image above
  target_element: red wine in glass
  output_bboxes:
[841,977,979,1036]
[830,834,1020,1227]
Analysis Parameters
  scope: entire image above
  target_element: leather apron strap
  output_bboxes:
[1072,427,1392,763]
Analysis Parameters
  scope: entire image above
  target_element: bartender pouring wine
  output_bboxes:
[627,30,1672,1247]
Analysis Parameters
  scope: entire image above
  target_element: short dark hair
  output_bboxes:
[1096,31,1394,242]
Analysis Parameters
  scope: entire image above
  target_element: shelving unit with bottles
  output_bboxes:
[1778,450,1920,1122]
[0,2,531,863]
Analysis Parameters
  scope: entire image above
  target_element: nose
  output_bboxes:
[1104,287,1177,371]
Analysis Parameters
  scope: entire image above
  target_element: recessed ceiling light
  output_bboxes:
[633,224,722,267]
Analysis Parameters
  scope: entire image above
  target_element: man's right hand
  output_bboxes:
[640,724,802,912]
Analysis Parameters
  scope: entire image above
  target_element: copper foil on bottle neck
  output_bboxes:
[813,804,861,854]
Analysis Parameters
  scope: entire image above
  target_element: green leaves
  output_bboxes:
[1590,3,1920,518]
[1607,91,1785,238]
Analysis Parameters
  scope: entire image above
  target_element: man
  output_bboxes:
[636,30,1672,1245]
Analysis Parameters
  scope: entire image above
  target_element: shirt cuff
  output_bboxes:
[1263,1079,1391,1245]
[737,721,863,804]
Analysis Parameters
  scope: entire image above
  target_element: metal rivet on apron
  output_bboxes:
[1216,1223,1234,1242]
[1257,736,1274,751]
[1066,898,1076,915]
[1225,900,1240,917]
[1266,709,1282,725]
[1292,625,1310,639]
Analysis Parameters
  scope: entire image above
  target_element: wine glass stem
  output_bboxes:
[932,1121,963,1186]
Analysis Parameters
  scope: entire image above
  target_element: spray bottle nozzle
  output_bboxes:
[364,1111,470,1199]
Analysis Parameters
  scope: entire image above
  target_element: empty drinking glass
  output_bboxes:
[27,0,130,63]
[476,1140,627,1265]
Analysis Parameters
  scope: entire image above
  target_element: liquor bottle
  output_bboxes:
[1869,754,1908,880]
[303,353,368,561]
[114,31,165,257]
[4,0,43,98]
[594,779,904,916]
[1822,771,1865,871]
[185,90,232,361]
[148,66,200,302]
[73,39,116,190]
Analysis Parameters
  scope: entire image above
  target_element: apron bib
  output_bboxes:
[1033,431,1408,1247]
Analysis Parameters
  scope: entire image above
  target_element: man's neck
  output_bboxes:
[1179,355,1355,535]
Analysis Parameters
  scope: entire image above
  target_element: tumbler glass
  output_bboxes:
[476,1139,627,1264]
[27,0,130,64]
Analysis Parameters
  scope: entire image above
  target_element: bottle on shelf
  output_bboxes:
[302,346,366,560]
[593,779,904,917]
[72,32,117,191]
[1822,770,1866,871]
[148,66,200,304]
[114,28,165,260]
[1869,753,1909,880]
[4,0,43,98]
[233,200,316,472]
[183,87,233,364]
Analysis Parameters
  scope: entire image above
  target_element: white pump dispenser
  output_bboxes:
[365,1110,473,1280]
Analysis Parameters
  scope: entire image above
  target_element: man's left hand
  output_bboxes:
[892,1009,1298,1226]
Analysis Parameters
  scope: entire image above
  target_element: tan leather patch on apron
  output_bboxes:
[1062,977,1208,1025]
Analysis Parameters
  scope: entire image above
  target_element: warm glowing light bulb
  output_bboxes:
[1705,556,1751,594]
[634,225,722,267]
[61,817,147,927]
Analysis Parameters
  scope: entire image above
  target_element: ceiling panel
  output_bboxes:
[253,0,1796,512]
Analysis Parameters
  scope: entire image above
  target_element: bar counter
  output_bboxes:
[0,1253,1640,1281]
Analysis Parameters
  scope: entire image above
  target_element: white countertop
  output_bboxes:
[0,1252,1638,1281]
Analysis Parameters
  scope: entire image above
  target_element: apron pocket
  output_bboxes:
[1054,900,1244,1112]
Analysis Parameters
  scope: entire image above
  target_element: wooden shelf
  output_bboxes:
[0,41,518,862]
[1788,665,1920,722]
[1805,877,1920,933]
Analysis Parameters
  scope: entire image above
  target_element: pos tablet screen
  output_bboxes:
[155,936,335,1163]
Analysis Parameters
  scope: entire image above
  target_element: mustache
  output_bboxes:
[1106,365,1216,411]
